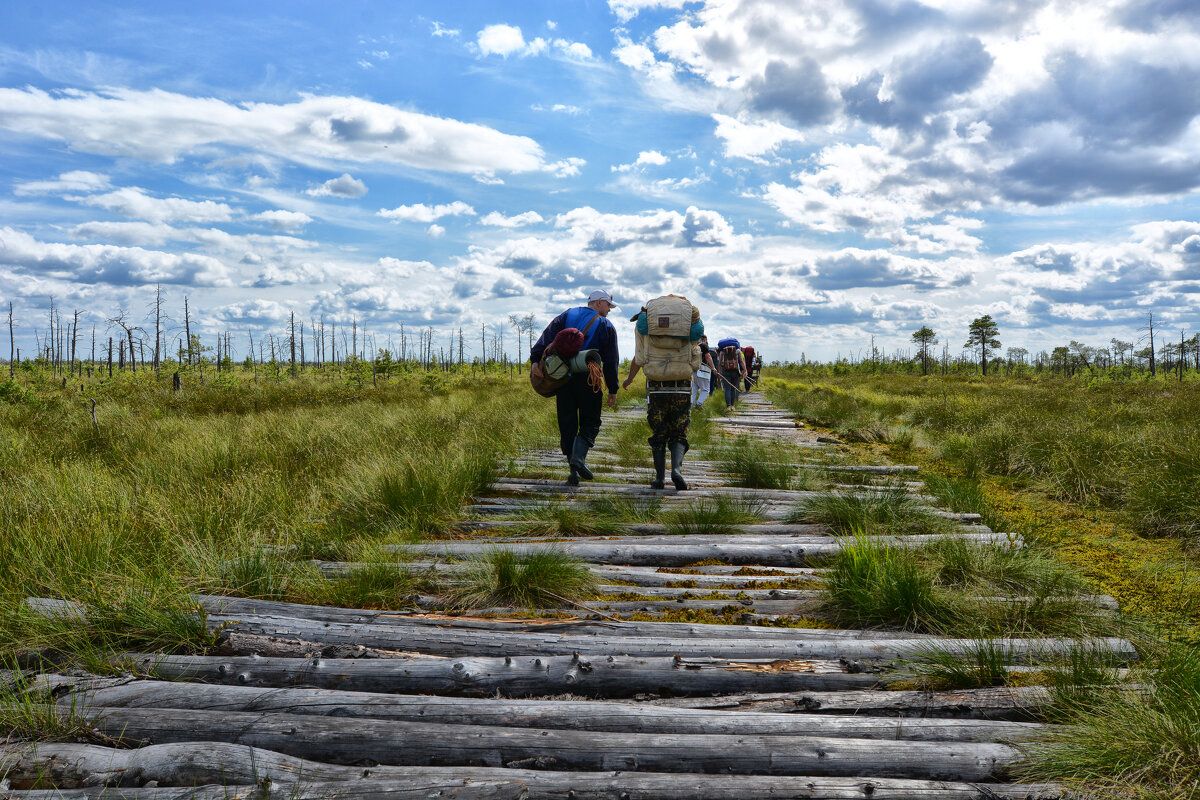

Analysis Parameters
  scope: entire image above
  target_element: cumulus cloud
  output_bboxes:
[612,150,670,172]
[711,113,803,159]
[0,226,231,286]
[377,200,476,223]
[480,211,545,228]
[251,210,313,232]
[0,87,557,177]
[305,173,367,197]
[476,24,593,60]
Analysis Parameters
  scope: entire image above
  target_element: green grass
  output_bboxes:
[906,638,1020,689]
[824,533,955,631]
[0,670,109,745]
[1020,641,1200,799]
[445,546,598,610]
[712,435,799,489]
[0,369,556,665]
[663,495,767,534]
[791,488,951,536]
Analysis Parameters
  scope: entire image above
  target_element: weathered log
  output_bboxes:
[202,612,1134,661]
[384,532,1022,567]
[69,706,1025,780]
[2,778,524,800]
[43,676,1048,741]
[191,595,919,639]
[122,652,883,695]
[646,686,1055,720]
[0,742,1065,799]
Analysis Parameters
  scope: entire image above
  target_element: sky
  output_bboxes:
[2,0,1199,364]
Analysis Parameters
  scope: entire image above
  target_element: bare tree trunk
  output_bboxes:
[183,295,192,367]
[7,301,13,378]
[290,312,297,377]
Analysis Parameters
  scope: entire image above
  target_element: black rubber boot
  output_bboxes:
[650,446,666,490]
[669,441,689,490]
[569,436,594,481]
[566,464,580,486]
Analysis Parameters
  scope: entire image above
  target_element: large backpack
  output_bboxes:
[634,295,702,381]
[719,345,741,372]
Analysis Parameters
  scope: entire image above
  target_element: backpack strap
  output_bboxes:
[577,311,602,350]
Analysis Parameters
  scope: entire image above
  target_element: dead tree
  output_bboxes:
[8,301,14,378]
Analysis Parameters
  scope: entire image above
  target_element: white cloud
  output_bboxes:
[13,170,110,196]
[711,114,804,160]
[477,24,526,57]
[613,150,670,173]
[0,226,231,287]
[377,200,476,223]
[427,224,446,237]
[481,211,546,228]
[608,0,690,23]
[305,173,367,198]
[431,21,460,38]
[74,187,234,224]
[0,87,555,176]
[251,210,313,232]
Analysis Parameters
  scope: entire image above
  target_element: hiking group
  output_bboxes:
[530,289,761,489]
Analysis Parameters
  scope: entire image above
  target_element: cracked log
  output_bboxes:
[0,742,1064,799]
[122,652,881,695]
[194,610,1136,662]
[55,706,1024,780]
[39,676,1047,741]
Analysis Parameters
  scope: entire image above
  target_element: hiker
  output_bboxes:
[742,345,761,391]
[621,295,703,490]
[691,334,716,408]
[716,338,747,411]
[530,290,620,485]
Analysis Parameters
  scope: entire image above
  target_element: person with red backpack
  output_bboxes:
[716,338,747,411]
[742,345,760,391]
[529,290,620,485]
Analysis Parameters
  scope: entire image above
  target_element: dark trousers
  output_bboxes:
[721,369,741,406]
[556,374,603,455]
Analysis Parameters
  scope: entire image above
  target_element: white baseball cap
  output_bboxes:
[587,289,619,309]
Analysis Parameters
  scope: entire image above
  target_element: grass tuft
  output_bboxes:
[664,495,767,534]
[793,488,950,536]
[446,547,598,610]
[824,533,954,631]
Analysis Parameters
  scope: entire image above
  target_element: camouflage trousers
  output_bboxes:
[646,391,691,450]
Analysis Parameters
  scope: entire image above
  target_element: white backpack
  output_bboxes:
[636,295,701,381]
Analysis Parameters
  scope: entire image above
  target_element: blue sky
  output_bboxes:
[2,0,1198,363]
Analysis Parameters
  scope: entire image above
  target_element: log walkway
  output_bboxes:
[3,390,1126,799]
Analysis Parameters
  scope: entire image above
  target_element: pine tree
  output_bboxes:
[965,315,1000,376]
[910,326,938,376]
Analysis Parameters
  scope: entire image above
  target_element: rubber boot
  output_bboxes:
[650,446,666,490]
[569,436,594,481]
[669,441,689,490]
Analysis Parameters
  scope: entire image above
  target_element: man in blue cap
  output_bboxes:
[529,290,621,484]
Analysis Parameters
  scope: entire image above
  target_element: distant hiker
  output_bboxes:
[622,295,703,490]
[742,345,761,391]
[716,338,747,411]
[530,290,620,485]
[691,334,716,408]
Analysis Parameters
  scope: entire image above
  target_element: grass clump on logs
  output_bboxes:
[0,671,108,746]
[663,495,767,534]
[791,488,950,536]
[824,533,953,631]
[712,435,800,489]
[446,546,597,611]
[1019,641,1200,799]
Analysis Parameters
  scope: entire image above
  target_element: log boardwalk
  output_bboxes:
[4,391,1128,799]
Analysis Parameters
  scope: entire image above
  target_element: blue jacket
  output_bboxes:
[530,306,620,395]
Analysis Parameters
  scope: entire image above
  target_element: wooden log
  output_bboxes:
[594,585,817,600]
[199,611,1134,661]
[122,652,883,695]
[1,779,525,800]
[44,676,1048,741]
[191,595,918,639]
[384,532,1023,567]
[646,686,1055,720]
[70,705,1024,780]
[0,742,1066,799]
